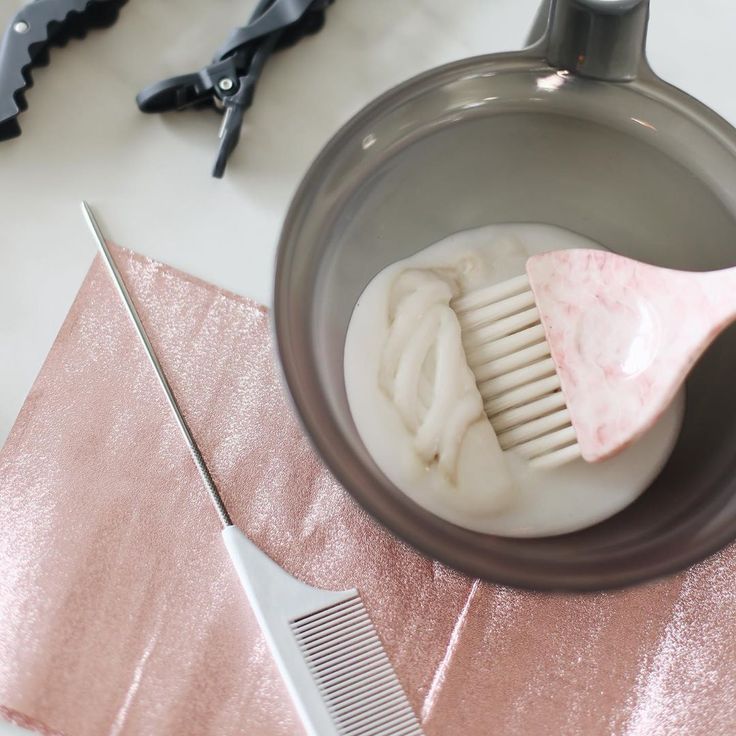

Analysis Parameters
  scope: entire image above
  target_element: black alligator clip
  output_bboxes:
[0,0,126,141]
[137,0,334,179]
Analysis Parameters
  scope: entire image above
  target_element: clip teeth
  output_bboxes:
[0,0,127,141]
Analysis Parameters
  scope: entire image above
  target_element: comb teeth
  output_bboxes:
[454,275,582,468]
[291,595,424,736]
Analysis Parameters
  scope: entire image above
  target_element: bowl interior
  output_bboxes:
[276,56,736,590]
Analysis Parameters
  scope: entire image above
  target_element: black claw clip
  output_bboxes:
[0,0,127,141]
[137,0,334,178]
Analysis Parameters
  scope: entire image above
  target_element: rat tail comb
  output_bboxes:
[0,0,126,141]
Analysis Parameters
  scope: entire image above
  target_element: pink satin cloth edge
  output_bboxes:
[0,707,66,736]
[1,248,735,736]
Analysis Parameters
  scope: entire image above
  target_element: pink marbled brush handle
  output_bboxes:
[526,250,736,462]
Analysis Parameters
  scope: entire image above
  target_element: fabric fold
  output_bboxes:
[1,248,735,736]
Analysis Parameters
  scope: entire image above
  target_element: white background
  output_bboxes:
[0,0,734,730]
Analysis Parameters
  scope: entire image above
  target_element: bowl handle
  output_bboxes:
[528,0,650,82]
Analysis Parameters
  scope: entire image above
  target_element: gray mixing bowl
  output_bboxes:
[274,0,736,590]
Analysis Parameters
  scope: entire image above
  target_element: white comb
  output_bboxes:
[225,528,424,736]
[455,248,736,469]
[82,202,424,736]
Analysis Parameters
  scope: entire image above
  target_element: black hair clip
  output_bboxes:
[136,0,334,178]
[0,0,126,141]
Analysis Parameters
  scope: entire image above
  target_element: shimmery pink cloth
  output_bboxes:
[1,248,735,736]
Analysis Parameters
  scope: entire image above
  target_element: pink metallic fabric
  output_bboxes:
[1,248,734,736]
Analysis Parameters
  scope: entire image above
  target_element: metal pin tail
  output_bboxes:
[80,201,233,528]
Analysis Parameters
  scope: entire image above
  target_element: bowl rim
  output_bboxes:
[273,50,736,592]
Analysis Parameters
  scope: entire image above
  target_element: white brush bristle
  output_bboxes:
[291,594,424,736]
[453,275,582,468]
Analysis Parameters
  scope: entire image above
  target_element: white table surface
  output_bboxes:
[0,0,734,732]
